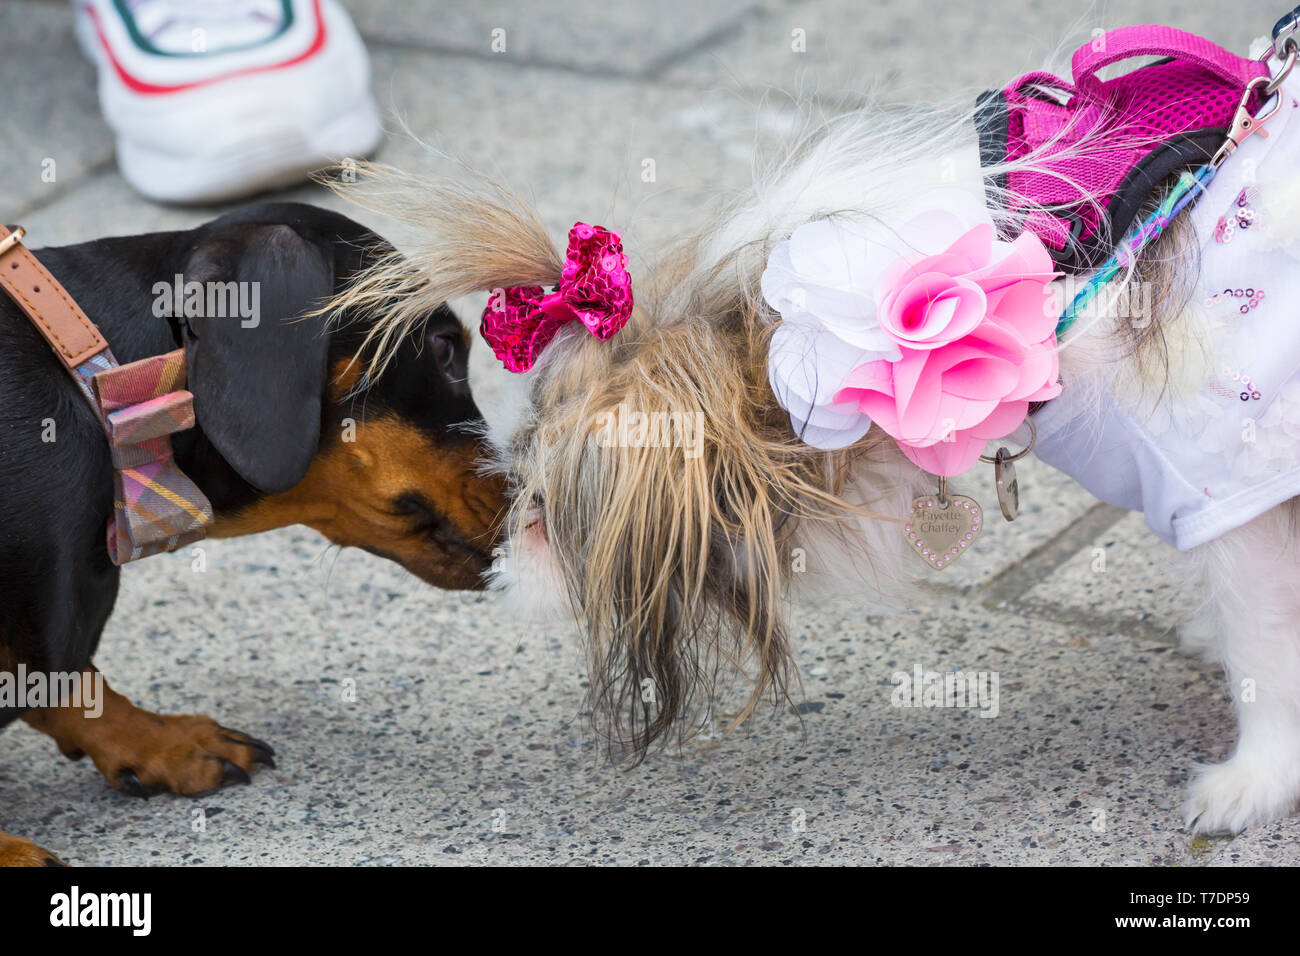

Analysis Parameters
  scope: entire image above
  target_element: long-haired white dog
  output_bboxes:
[328,24,1300,835]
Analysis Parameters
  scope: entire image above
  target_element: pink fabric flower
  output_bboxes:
[762,189,1063,474]
[836,224,1062,475]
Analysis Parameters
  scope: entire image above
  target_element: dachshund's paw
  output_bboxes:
[90,715,276,798]
[23,678,276,798]
[0,833,65,867]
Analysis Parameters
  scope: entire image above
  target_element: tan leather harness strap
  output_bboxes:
[0,225,109,369]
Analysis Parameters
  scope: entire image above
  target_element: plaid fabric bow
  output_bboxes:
[479,222,634,373]
[0,223,211,565]
[71,349,213,564]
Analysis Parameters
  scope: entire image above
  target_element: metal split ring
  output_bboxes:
[978,417,1037,466]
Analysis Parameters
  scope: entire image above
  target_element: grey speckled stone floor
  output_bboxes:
[2,0,1297,866]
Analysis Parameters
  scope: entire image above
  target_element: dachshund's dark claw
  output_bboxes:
[116,768,161,799]
[221,760,252,787]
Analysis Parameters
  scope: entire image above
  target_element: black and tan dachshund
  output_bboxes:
[0,202,506,865]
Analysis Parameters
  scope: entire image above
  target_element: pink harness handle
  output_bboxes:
[986,22,1274,271]
[1071,24,1268,91]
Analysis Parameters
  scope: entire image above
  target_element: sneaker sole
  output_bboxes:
[115,93,382,204]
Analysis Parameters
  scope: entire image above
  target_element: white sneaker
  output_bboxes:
[75,0,383,204]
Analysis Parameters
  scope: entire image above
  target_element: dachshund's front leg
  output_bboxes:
[22,669,275,798]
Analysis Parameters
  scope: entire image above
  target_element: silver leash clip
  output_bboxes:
[1214,18,1300,170]
[1212,75,1282,168]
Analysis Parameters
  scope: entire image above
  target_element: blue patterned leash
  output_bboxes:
[1055,164,1216,336]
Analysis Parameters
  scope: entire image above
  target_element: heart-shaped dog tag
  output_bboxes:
[904,493,983,571]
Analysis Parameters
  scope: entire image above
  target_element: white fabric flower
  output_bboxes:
[767,317,875,449]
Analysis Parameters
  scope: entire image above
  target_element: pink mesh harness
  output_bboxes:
[976,25,1271,271]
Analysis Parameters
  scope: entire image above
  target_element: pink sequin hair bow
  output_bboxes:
[480,222,634,373]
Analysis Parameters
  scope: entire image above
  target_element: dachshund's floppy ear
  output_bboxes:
[180,224,333,494]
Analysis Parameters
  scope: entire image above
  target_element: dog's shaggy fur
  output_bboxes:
[325,75,1300,833]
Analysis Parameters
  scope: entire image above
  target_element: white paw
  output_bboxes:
[1184,756,1300,834]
